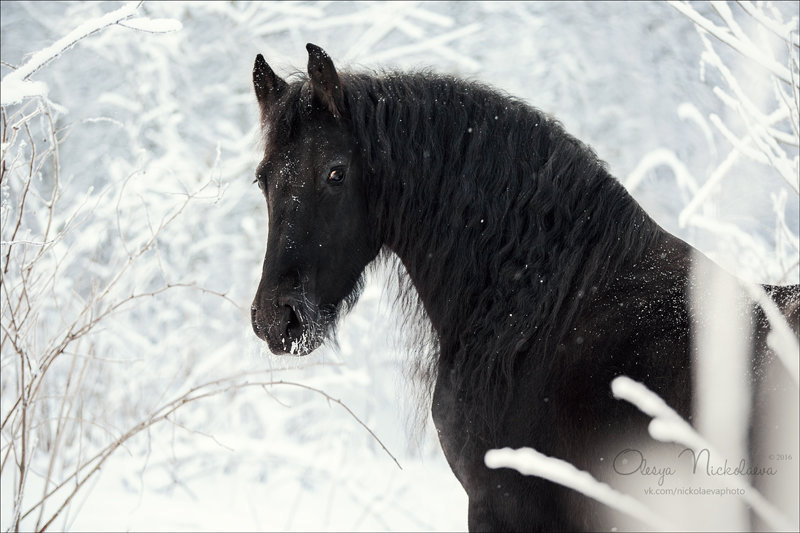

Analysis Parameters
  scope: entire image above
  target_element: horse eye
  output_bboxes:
[327,168,345,185]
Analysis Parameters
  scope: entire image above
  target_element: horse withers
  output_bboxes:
[248,44,800,531]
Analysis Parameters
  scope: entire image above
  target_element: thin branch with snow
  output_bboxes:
[485,447,674,531]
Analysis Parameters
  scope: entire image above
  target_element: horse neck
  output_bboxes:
[391,160,661,347]
[382,177,663,345]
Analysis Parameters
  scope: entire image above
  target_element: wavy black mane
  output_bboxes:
[265,69,664,435]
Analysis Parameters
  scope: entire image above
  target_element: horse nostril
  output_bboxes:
[281,304,303,339]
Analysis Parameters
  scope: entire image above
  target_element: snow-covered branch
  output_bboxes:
[485,447,673,531]
[667,1,797,86]
[1,1,181,106]
[611,376,796,532]
[1,2,141,106]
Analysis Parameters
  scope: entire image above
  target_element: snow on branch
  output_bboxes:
[3,2,140,85]
[485,447,673,532]
[118,17,183,33]
[653,0,800,284]
[1,1,181,106]
[611,376,796,532]
[0,79,49,106]
[670,0,800,200]
[625,147,700,195]
[667,1,797,86]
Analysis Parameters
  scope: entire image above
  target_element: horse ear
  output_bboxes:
[253,54,286,115]
[306,43,344,119]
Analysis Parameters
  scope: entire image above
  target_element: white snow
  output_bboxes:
[0,78,47,106]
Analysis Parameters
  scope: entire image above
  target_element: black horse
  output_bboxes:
[249,44,799,531]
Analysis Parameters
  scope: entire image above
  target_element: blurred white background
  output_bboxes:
[1,1,797,531]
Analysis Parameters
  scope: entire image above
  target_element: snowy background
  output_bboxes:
[1,1,798,531]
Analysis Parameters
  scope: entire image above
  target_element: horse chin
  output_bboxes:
[268,332,324,356]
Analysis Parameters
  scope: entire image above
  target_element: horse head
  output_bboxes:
[250,44,380,355]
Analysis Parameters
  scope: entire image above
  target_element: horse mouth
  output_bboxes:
[266,302,324,356]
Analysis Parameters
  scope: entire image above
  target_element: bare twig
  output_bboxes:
[264,380,403,471]
[3,123,35,276]
[17,375,401,530]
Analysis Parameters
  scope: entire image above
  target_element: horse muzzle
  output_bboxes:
[251,297,322,356]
